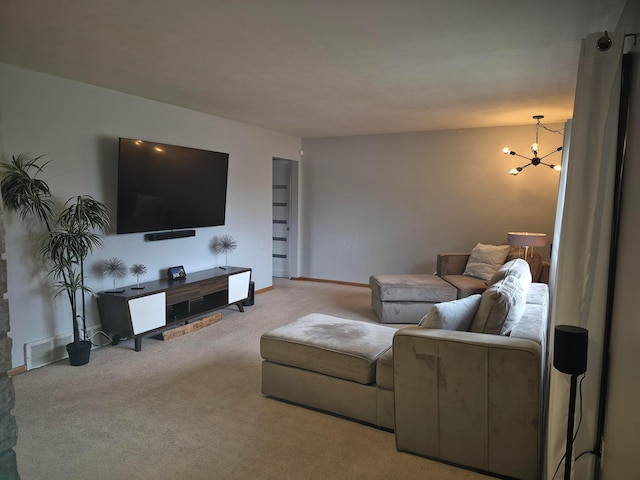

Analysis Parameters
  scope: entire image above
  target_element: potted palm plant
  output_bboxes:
[0,154,110,366]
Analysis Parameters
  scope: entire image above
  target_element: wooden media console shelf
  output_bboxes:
[97,266,251,351]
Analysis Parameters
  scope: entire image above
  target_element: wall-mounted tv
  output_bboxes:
[116,138,229,235]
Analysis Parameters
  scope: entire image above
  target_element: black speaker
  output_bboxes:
[144,229,196,241]
[553,325,588,375]
[242,281,255,307]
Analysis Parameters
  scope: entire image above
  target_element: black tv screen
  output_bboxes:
[116,138,229,234]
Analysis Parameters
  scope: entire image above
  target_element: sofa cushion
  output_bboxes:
[525,282,549,306]
[463,243,511,281]
[441,274,488,299]
[369,274,457,302]
[260,313,395,385]
[489,258,533,290]
[419,294,482,331]
[470,276,526,335]
[510,283,549,345]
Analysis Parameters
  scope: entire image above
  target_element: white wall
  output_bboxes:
[0,63,301,368]
[301,126,563,283]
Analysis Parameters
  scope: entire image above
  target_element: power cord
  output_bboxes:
[540,122,565,136]
[89,330,115,347]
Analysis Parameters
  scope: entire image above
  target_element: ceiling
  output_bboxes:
[0,0,627,138]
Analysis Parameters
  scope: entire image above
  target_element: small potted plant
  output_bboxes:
[1,154,110,366]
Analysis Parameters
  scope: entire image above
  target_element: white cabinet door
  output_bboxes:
[228,271,251,303]
[129,292,166,334]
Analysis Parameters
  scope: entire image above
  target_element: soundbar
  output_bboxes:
[144,230,196,241]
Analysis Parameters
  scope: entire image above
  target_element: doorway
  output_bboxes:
[272,158,298,278]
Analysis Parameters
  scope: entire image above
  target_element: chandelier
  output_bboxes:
[503,115,563,175]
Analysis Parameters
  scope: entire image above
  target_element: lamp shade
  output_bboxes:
[507,232,547,247]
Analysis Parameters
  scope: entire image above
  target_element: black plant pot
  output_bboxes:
[66,340,92,366]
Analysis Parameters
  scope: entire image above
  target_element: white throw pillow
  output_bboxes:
[489,258,533,291]
[470,276,526,335]
[419,294,482,331]
[463,243,511,281]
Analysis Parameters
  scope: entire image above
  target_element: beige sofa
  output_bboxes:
[370,247,550,324]
[261,258,549,480]
[437,250,550,298]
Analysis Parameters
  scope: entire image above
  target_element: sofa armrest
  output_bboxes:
[393,327,542,480]
[436,253,470,277]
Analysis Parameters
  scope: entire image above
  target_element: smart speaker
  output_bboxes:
[553,325,588,375]
[553,324,588,480]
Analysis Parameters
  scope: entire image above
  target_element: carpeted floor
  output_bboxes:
[12,278,491,479]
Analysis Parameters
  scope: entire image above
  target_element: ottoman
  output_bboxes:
[260,313,397,428]
[369,274,457,324]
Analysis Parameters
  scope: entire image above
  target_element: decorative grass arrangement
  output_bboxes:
[103,257,127,293]
[130,263,147,289]
[211,234,237,269]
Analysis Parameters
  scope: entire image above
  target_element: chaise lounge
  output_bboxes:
[261,257,549,479]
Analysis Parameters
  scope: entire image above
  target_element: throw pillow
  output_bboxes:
[419,294,482,331]
[489,258,533,292]
[463,243,511,281]
[470,276,526,335]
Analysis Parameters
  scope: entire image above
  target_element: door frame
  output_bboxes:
[272,158,299,278]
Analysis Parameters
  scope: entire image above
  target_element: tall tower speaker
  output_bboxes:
[553,325,588,375]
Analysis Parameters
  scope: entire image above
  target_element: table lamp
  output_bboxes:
[507,232,547,259]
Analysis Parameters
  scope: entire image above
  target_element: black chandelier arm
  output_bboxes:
[538,146,564,161]
[508,150,534,161]
[539,161,557,169]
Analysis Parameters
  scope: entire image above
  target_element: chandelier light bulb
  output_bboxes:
[503,147,511,154]
[531,143,539,153]
[553,165,562,172]
[509,168,520,175]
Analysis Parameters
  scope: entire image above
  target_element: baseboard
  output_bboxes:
[7,365,26,377]
[255,285,273,295]
[291,277,369,288]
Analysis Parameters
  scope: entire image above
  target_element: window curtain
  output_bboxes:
[545,31,624,479]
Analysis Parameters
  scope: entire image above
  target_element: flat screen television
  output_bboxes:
[116,138,229,234]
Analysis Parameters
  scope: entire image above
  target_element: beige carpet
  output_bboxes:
[12,278,491,480]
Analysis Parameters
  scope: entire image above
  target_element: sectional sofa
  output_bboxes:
[370,246,549,324]
[260,257,549,479]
